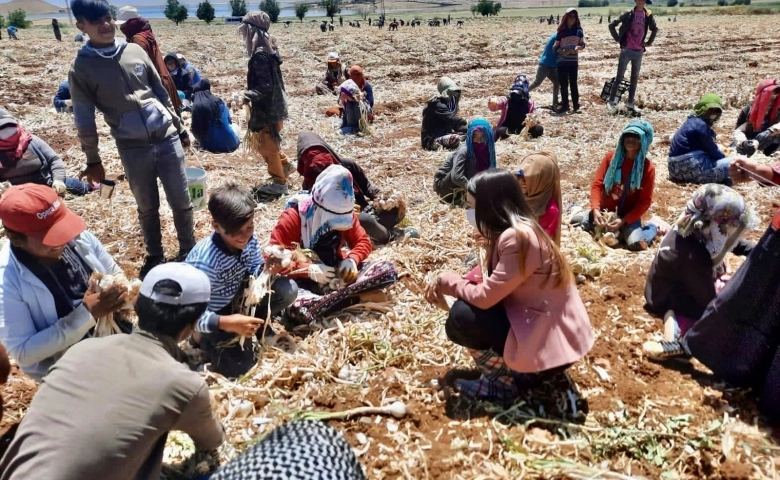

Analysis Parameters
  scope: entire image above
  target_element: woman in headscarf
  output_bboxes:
[644,208,780,422]
[347,65,374,109]
[269,165,396,324]
[433,118,496,206]
[733,79,780,158]
[315,52,343,95]
[425,169,593,400]
[117,9,182,113]
[191,79,240,153]
[513,152,561,244]
[241,11,293,201]
[421,77,468,151]
[52,19,62,42]
[164,52,195,103]
[668,93,743,185]
[338,79,371,135]
[296,131,406,245]
[0,109,96,196]
[488,74,543,140]
[643,184,756,346]
[572,119,658,251]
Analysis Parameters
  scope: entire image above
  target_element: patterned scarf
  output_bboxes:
[285,165,356,249]
[748,79,780,132]
[603,119,653,194]
[466,118,496,170]
[676,183,757,266]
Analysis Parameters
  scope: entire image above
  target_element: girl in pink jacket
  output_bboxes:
[425,169,594,400]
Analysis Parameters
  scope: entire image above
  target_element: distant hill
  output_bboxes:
[0,0,63,15]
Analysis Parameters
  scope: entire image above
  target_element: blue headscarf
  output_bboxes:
[603,119,654,194]
[465,117,496,169]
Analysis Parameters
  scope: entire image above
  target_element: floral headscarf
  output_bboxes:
[676,183,757,266]
[285,165,356,249]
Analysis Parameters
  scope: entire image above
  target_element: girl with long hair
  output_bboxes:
[425,169,593,400]
[553,8,585,114]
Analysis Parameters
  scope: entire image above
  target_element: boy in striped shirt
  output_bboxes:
[186,183,297,377]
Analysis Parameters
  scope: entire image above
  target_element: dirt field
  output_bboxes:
[1,14,780,479]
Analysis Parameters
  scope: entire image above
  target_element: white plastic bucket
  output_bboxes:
[186,167,208,211]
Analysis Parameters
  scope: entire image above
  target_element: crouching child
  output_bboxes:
[186,183,297,378]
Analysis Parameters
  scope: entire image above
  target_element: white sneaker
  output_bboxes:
[627,103,642,114]
[602,232,619,247]
[607,102,618,114]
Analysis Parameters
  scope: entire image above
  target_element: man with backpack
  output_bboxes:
[605,0,659,114]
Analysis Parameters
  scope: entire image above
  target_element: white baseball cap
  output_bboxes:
[115,6,141,25]
[140,263,212,306]
[327,52,339,61]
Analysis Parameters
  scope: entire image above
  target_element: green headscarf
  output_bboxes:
[693,93,723,117]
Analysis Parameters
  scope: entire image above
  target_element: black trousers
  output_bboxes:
[445,300,511,355]
[557,64,579,109]
[358,210,398,246]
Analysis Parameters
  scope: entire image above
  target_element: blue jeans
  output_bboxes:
[608,48,643,105]
[582,214,657,251]
[64,177,93,196]
[667,150,735,185]
[117,135,195,257]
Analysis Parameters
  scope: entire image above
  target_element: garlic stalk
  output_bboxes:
[300,401,408,421]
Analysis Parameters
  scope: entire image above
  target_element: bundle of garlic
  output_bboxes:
[371,191,407,221]
[89,272,143,337]
[237,246,295,349]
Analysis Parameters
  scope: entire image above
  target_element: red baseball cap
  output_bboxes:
[0,184,86,246]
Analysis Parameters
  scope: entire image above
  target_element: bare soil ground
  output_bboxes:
[1,14,780,479]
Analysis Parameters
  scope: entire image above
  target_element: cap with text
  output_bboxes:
[0,184,86,246]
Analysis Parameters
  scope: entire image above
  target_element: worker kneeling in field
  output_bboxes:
[186,183,297,378]
[733,79,780,158]
[269,165,397,325]
[424,170,593,401]
[0,263,225,479]
[421,77,468,151]
[0,184,130,382]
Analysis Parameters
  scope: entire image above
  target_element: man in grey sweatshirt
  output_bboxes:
[69,0,195,278]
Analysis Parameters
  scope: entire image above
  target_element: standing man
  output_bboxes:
[68,0,195,278]
[606,0,659,114]
[0,263,225,479]
[239,11,294,202]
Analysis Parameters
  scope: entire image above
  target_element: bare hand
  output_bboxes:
[80,163,105,184]
[83,284,128,318]
[264,257,284,275]
[424,275,448,311]
[729,159,750,184]
[219,314,263,337]
[472,229,487,247]
[592,209,606,228]
[179,132,191,150]
[606,217,624,232]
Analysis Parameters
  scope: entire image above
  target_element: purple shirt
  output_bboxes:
[625,10,645,51]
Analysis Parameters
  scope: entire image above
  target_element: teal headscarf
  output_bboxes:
[465,117,496,169]
[603,119,654,194]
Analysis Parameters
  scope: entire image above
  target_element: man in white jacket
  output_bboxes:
[0,184,128,381]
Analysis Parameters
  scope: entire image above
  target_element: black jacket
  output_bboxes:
[164,53,194,100]
[608,8,658,49]
[420,98,467,150]
[684,221,780,421]
[644,230,752,320]
[246,51,288,131]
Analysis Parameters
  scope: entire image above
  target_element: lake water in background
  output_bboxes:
[29,3,359,20]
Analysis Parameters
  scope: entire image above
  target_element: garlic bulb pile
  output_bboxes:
[372,190,401,212]
[263,245,292,269]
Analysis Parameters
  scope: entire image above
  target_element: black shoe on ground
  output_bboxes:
[139,255,165,280]
[173,248,192,263]
[554,106,569,115]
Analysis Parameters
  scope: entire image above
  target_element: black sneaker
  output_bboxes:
[173,248,191,263]
[139,255,165,280]
[643,339,686,361]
